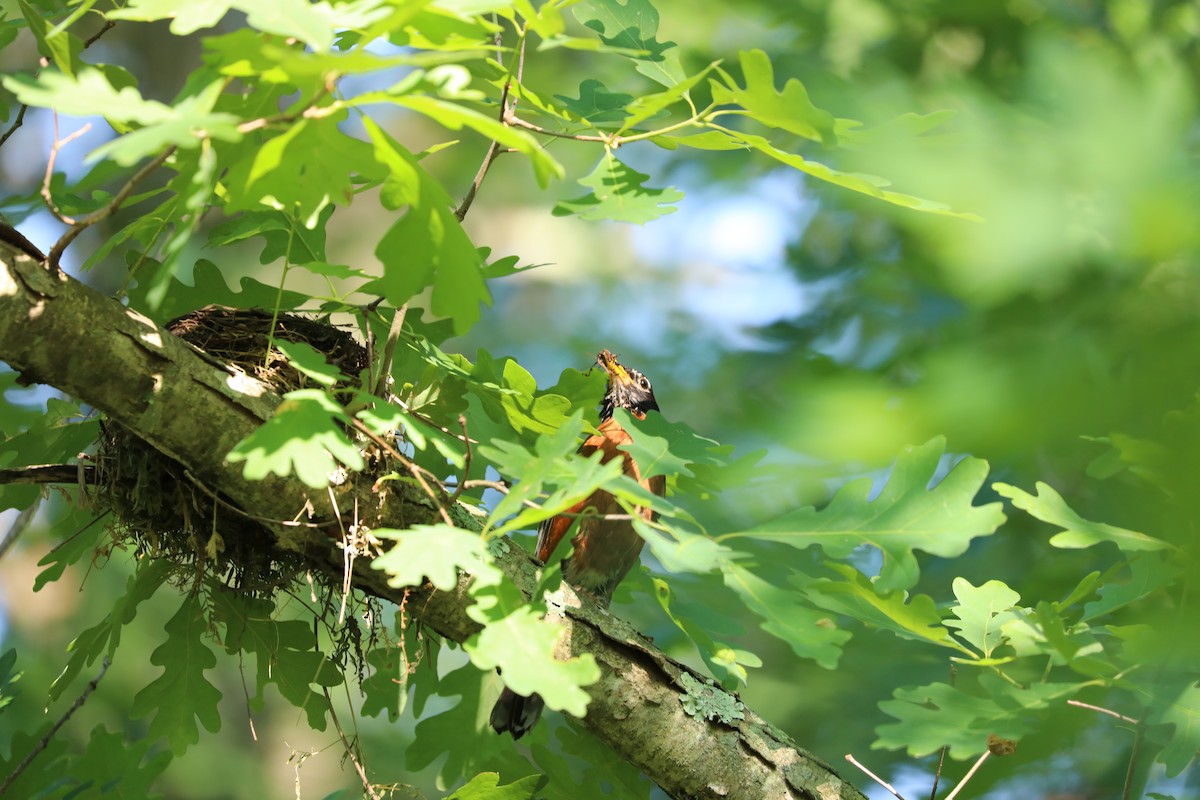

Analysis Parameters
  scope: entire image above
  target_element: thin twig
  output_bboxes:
[930,663,956,799]
[1121,719,1143,800]
[449,415,471,502]
[323,688,382,800]
[844,754,906,800]
[42,116,92,224]
[1066,699,1140,724]
[46,145,177,271]
[454,31,525,221]
[0,657,110,796]
[1067,700,1144,799]
[942,752,990,800]
[0,104,29,150]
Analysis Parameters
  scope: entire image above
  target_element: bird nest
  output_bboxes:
[91,305,370,594]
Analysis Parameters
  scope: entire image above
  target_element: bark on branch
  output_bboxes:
[0,239,866,800]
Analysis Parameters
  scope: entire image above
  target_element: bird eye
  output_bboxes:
[638,375,650,390]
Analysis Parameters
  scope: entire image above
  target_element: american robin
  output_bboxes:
[490,349,666,739]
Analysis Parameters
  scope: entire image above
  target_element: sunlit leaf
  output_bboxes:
[362,117,491,335]
[373,524,500,592]
[553,154,682,223]
[225,388,364,488]
[996,481,1172,552]
[727,438,1006,590]
[806,563,964,652]
[711,49,836,145]
[464,606,600,716]
[447,772,544,800]
[945,578,1021,658]
[574,0,684,88]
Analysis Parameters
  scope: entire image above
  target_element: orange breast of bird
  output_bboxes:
[534,416,666,605]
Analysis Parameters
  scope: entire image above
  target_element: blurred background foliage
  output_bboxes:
[2,0,1199,798]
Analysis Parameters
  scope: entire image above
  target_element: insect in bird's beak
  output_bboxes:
[596,349,631,384]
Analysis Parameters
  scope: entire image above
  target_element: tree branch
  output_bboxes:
[0,239,866,800]
[46,145,177,272]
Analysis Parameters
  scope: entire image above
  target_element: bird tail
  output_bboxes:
[489,687,545,739]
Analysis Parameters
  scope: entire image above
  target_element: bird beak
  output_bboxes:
[597,349,632,385]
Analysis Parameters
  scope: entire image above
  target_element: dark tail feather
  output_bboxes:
[490,687,545,739]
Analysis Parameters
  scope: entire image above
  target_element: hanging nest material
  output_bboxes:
[91,305,372,594]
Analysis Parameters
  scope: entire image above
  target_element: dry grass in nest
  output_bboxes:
[92,305,371,594]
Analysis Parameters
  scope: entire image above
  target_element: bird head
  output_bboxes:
[596,349,659,421]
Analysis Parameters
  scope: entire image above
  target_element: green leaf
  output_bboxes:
[876,675,1083,758]
[466,353,580,441]
[477,410,629,535]
[1081,553,1177,622]
[226,389,365,488]
[2,67,172,125]
[212,591,341,729]
[575,0,685,88]
[613,408,762,493]
[72,725,173,798]
[447,772,544,800]
[995,481,1172,552]
[945,578,1021,658]
[275,340,347,387]
[711,50,836,145]
[0,725,69,798]
[33,508,106,591]
[723,562,850,669]
[127,259,308,323]
[806,563,964,652]
[362,117,491,336]
[0,649,20,712]
[0,398,97,513]
[90,93,242,166]
[464,606,600,716]
[207,208,332,266]
[2,69,242,165]
[554,79,634,124]
[389,95,562,187]
[406,661,529,785]
[553,154,682,223]
[360,636,413,722]
[49,560,172,700]
[728,438,1006,590]
[112,0,371,48]
[648,574,758,687]
[705,127,983,220]
[225,115,379,227]
[109,0,235,35]
[620,62,719,131]
[634,514,737,574]
[1137,676,1200,777]
[130,596,223,755]
[18,0,84,77]
[373,524,500,592]
[1000,602,1110,676]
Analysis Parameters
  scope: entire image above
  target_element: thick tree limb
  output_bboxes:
[0,239,866,800]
